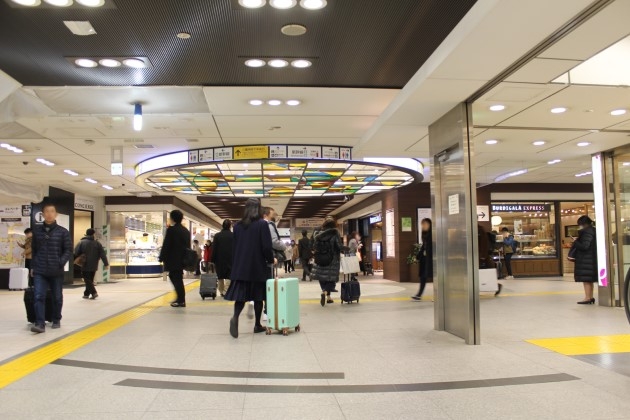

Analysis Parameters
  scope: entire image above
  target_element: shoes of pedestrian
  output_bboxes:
[82,295,89,299]
[90,294,98,300]
[30,324,45,333]
[495,283,503,297]
[170,302,186,308]
[411,295,421,301]
[327,299,334,304]
[254,325,266,334]
[51,322,61,329]
[230,317,238,338]
[320,293,326,307]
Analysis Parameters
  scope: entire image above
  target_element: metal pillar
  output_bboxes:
[429,103,480,345]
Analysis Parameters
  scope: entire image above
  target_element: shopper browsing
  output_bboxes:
[298,230,313,281]
[30,202,72,334]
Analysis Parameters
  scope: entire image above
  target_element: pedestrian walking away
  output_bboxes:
[212,219,234,297]
[298,230,313,281]
[312,217,342,306]
[159,210,191,308]
[501,227,516,279]
[225,198,275,338]
[74,228,109,300]
[412,218,433,301]
[193,239,203,276]
[30,201,72,334]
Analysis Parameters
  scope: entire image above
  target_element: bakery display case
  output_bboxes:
[127,248,162,277]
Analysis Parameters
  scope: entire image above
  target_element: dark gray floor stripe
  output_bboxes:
[52,358,344,380]
[114,373,578,394]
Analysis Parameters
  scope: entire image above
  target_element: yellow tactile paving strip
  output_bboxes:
[527,335,630,356]
[0,281,200,390]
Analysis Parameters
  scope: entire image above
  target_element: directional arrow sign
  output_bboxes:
[476,205,490,222]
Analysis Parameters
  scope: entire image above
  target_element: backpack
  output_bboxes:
[314,237,334,267]
[183,248,198,271]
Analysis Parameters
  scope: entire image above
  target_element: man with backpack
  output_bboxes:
[311,217,342,306]
[298,230,313,281]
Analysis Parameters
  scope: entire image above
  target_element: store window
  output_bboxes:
[491,202,557,258]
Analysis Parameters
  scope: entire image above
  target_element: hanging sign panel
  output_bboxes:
[270,145,287,159]
[214,147,233,161]
[234,145,269,160]
[322,146,340,159]
[288,145,322,159]
[199,148,214,163]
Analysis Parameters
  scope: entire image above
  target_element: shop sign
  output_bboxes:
[74,196,96,212]
[234,145,269,160]
[295,218,324,229]
[0,206,22,217]
[491,204,550,213]
[369,213,382,224]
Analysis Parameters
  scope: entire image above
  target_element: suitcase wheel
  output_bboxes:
[266,328,272,335]
[201,296,205,300]
[295,325,301,333]
[282,328,289,336]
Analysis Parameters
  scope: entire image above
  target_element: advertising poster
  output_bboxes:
[401,217,412,232]
[385,209,395,258]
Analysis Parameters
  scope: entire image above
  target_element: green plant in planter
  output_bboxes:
[407,243,422,265]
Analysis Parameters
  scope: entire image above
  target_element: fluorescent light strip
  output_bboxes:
[36,158,55,166]
[494,169,527,182]
[85,178,98,184]
[64,169,79,176]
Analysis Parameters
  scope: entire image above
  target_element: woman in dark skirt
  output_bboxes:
[311,217,342,306]
[572,215,598,304]
[225,198,274,338]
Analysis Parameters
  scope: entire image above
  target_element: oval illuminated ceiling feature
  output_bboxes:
[136,146,422,198]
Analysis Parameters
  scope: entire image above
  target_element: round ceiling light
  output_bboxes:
[550,107,567,114]
[489,104,505,112]
[11,0,41,5]
[577,142,591,147]
[485,139,498,145]
[43,0,72,6]
[270,0,297,9]
[99,59,121,67]
[286,99,301,106]
[75,58,98,68]
[300,0,327,9]
[76,0,104,6]
[610,109,627,116]
[532,140,546,146]
[244,59,266,68]
[176,32,191,39]
[123,58,146,68]
[267,99,282,106]
[281,24,307,36]
[291,59,312,68]
[268,59,289,68]
[239,0,266,8]
[249,99,264,106]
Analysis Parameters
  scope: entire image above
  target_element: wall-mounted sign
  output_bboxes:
[448,194,460,215]
[75,195,96,212]
[22,205,31,217]
[491,203,551,213]
[369,213,382,224]
[0,206,22,217]
[401,217,412,232]
[234,145,269,160]
[188,150,199,164]
[295,218,325,229]
[477,205,490,221]
[110,162,123,176]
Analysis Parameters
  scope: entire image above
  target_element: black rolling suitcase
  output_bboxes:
[199,262,218,300]
[24,288,53,323]
[340,274,361,304]
[364,262,374,276]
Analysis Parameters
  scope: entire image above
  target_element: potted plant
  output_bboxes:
[406,243,421,265]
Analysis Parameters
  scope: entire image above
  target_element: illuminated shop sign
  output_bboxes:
[369,213,382,224]
[491,204,550,213]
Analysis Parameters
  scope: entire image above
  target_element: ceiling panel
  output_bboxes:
[0,0,476,88]
[504,58,581,84]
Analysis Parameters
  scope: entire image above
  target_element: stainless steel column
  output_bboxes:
[429,103,480,345]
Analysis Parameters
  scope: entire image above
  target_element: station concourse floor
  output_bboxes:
[1,273,630,419]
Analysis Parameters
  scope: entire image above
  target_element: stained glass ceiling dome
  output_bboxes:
[136,145,423,198]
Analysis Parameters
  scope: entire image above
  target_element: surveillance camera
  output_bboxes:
[22,161,28,166]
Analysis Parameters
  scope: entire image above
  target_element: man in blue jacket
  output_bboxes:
[30,202,72,333]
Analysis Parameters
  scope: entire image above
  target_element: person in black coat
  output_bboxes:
[30,202,73,333]
[74,229,109,300]
[225,198,274,338]
[212,219,234,297]
[572,215,598,304]
[159,210,191,308]
[412,218,433,301]
[311,217,342,306]
[298,230,313,281]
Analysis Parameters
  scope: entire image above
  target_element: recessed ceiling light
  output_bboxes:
[575,171,592,178]
[281,24,307,36]
[489,104,505,112]
[102,185,113,190]
[532,140,546,146]
[75,58,98,68]
[268,59,289,68]
[550,107,567,114]
[267,100,282,106]
[238,0,266,8]
[11,0,41,6]
[44,0,72,6]
[485,139,499,145]
[85,178,98,184]
[99,59,121,67]
[577,142,591,147]
[286,99,301,106]
[176,32,191,39]
[244,59,266,68]
[291,59,312,68]
[300,0,327,9]
[63,20,97,36]
[76,0,104,6]
[249,99,264,106]
[123,58,147,68]
[64,169,79,176]
[611,109,627,116]
[547,159,561,165]
[36,158,55,166]
[269,0,297,9]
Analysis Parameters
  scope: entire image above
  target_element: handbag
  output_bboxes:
[274,249,287,263]
[567,243,577,262]
[74,254,86,268]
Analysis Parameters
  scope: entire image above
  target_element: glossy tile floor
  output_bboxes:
[1,273,630,419]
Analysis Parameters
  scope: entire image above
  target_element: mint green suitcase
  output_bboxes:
[266,278,301,336]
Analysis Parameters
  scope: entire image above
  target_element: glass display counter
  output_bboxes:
[126,248,162,277]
